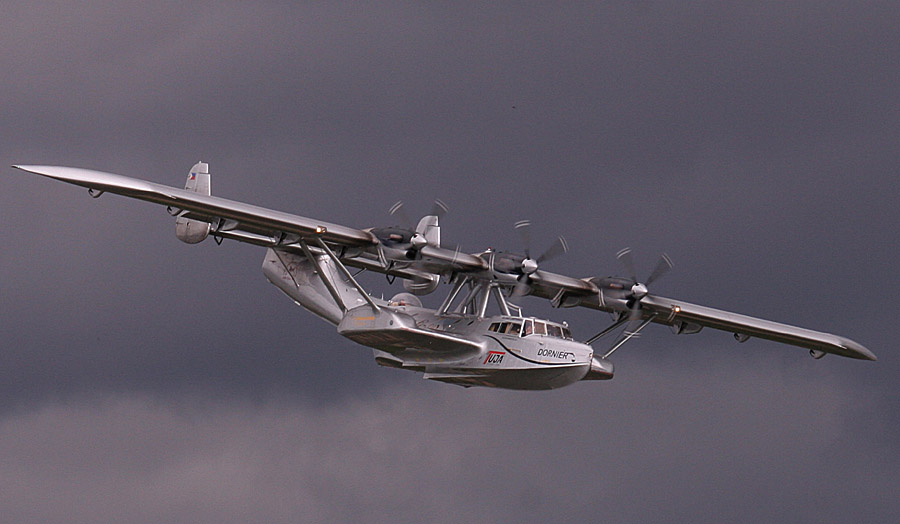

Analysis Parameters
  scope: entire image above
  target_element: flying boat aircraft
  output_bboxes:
[12,162,876,390]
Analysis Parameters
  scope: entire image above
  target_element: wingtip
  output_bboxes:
[12,164,42,174]
[11,165,57,177]
[842,339,877,361]
[10,165,158,194]
[857,345,878,362]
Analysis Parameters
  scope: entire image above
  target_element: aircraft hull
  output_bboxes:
[421,364,591,390]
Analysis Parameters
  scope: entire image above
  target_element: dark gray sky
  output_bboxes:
[2,2,898,523]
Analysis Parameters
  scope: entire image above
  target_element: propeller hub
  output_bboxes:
[631,282,648,299]
[410,233,427,250]
[521,257,538,275]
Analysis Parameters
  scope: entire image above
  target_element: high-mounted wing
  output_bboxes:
[507,266,876,361]
[637,294,876,360]
[14,165,377,247]
[14,164,874,362]
[13,164,490,278]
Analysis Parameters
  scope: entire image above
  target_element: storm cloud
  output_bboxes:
[2,365,895,524]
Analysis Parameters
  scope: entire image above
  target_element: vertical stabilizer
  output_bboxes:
[184,161,210,194]
[402,214,442,295]
[415,215,440,248]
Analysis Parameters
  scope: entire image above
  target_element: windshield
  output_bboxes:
[519,318,571,340]
[522,320,533,336]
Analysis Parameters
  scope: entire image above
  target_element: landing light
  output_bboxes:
[315,225,327,234]
[673,306,681,313]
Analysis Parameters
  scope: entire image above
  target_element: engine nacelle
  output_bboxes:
[402,273,440,295]
[175,216,210,244]
[175,162,212,244]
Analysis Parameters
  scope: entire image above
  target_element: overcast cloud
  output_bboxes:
[1,2,898,522]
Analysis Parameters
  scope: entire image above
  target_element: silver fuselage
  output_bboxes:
[262,247,607,390]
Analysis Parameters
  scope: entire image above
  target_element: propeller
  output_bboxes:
[609,248,673,337]
[614,248,672,300]
[379,199,449,260]
[509,220,569,297]
[390,200,449,226]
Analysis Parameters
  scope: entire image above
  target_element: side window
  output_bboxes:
[506,323,521,335]
[547,324,562,338]
[561,327,572,339]
[533,322,547,336]
[488,323,500,332]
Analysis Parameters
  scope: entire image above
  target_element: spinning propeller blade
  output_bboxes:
[646,253,674,285]
[507,220,569,297]
[538,236,569,264]
[514,219,532,259]
[511,276,532,298]
[616,247,637,282]
[382,199,450,257]
[603,249,675,355]
[431,199,450,220]
[388,200,412,229]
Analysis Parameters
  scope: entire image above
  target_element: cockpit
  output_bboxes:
[487,318,572,340]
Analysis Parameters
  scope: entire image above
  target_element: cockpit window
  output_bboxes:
[491,321,522,335]
[515,319,572,339]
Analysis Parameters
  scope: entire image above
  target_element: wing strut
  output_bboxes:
[299,241,348,313]
[437,276,468,315]
[314,237,381,312]
[492,285,512,317]
[603,315,656,359]
[585,315,630,345]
